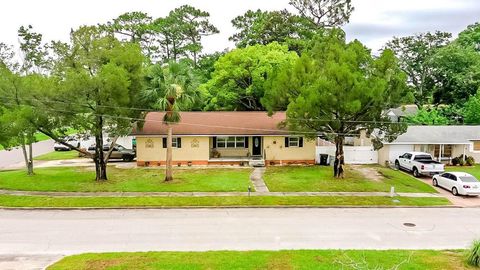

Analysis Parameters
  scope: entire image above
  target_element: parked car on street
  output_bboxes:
[54,136,80,151]
[87,144,136,162]
[433,172,480,196]
[395,152,445,177]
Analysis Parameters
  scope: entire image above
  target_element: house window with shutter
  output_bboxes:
[286,137,304,148]
[162,138,182,148]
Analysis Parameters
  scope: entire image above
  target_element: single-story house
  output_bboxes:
[378,126,480,166]
[132,112,316,167]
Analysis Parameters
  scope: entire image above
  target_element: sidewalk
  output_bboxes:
[0,189,440,198]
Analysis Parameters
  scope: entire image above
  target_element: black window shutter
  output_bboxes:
[245,137,249,148]
[162,138,167,148]
[213,137,217,147]
[299,137,304,147]
[285,137,289,148]
[177,138,182,148]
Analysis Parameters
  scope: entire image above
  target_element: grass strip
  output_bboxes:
[48,250,471,270]
[0,195,450,208]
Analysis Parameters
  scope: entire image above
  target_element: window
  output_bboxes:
[172,138,180,148]
[474,141,480,151]
[216,137,246,148]
[162,137,181,148]
[285,137,303,148]
[288,137,300,147]
[434,145,453,158]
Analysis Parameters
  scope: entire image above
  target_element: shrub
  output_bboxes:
[466,156,476,166]
[452,157,461,166]
[466,240,480,267]
[459,158,466,166]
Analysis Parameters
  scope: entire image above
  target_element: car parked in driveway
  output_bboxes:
[395,152,445,177]
[54,136,80,151]
[87,144,136,162]
[433,172,480,196]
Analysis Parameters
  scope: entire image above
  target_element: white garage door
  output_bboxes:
[389,145,414,163]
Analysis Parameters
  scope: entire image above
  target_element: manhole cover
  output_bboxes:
[403,223,416,227]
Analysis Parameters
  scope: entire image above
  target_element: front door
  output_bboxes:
[252,136,262,156]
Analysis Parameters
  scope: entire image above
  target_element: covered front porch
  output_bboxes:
[414,144,469,163]
[208,136,265,166]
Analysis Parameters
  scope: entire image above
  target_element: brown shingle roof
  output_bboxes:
[132,112,289,136]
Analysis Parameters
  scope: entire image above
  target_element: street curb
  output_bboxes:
[0,205,461,211]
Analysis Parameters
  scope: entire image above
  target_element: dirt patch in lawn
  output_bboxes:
[351,165,384,182]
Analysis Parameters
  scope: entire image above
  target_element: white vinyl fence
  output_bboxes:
[316,146,378,165]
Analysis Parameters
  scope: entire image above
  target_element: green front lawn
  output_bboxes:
[0,167,253,192]
[0,195,449,208]
[264,166,437,193]
[34,150,82,161]
[446,166,480,178]
[48,250,471,270]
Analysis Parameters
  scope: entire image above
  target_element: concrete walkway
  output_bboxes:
[249,167,269,192]
[0,189,440,198]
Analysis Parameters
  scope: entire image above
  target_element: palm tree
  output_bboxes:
[145,61,199,181]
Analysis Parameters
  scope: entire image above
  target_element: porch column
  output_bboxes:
[439,144,443,162]
[463,145,467,161]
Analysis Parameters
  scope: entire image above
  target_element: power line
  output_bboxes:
[1,100,407,138]
[1,95,428,125]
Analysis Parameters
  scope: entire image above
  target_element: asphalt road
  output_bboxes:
[0,140,55,170]
[1,208,480,256]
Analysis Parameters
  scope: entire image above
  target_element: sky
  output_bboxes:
[1,0,479,54]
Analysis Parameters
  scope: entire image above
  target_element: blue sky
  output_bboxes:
[1,0,479,54]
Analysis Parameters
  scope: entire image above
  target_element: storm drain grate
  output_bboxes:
[403,223,416,227]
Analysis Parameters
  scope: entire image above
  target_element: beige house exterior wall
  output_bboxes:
[136,136,209,163]
[263,136,316,162]
[136,135,316,165]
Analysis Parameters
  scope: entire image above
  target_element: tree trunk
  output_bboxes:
[165,125,173,182]
[27,143,34,176]
[94,117,107,181]
[20,143,34,176]
[334,135,345,178]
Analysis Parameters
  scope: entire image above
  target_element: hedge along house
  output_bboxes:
[132,112,316,167]
[377,126,480,166]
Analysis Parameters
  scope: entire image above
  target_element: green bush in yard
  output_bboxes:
[466,239,480,267]
[466,156,476,166]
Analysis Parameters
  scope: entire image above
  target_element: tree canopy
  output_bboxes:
[263,30,411,160]
[229,9,319,53]
[203,43,299,111]
[385,31,452,106]
[289,0,354,27]
[37,26,146,181]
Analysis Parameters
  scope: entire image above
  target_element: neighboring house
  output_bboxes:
[378,126,480,166]
[132,112,316,167]
[386,105,418,122]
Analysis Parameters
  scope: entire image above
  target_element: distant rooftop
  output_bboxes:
[386,126,480,145]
